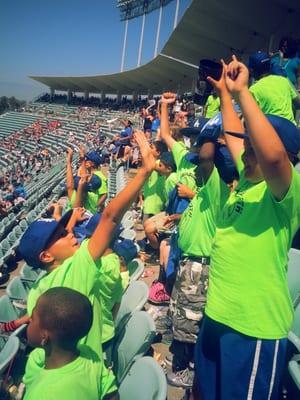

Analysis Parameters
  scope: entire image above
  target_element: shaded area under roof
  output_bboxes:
[30,0,300,95]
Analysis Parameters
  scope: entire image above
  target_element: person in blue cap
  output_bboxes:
[248,51,300,125]
[157,92,231,389]
[66,148,107,214]
[193,55,300,400]
[17,131,156,400]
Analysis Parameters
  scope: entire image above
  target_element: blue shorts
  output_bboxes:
[194,316,287,400]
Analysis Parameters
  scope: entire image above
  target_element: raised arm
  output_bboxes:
[197,140,216,184]
[88,131,155,261]
[226,55,292,200]
[66,148,74,200]
[73,175,88,208]
[160,92,177,150]
[207,61,244,166]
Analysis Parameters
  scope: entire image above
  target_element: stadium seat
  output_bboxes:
[6,277,29,303]
[288,248,300,307]
[128,259,144,283]
[115,281,149,331]
[19,220,28,231]
[112,311,156,384]
[0,295,26,336]
[0,336,20,375]
[0,238,14,259]
[288,302,300,353]
[20,264,39,282]
[119,228,136,240]
[118,356,167,400]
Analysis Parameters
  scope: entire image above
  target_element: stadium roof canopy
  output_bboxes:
[30,0,300,95]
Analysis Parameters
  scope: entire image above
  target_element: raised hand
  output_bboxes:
[133,130,156,173]
[207,59,228,95]
[79,144,86,159]
[224,55,249,95]
[66,147,73,163]
[161,92,176,104]
[177,183,195,199]
[72,207,88,223]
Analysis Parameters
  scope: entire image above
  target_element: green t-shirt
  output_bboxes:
[23,345,116,400]
[178,167,229,257]
[99,252,124,344]
[165,172,179,199]
[206,157,300,339]
[69,170,108,214]
[171,141,197,192]
[27,240,103,357]
[205,95,220,118]
[143,171,166,214]
[249,75,298,124]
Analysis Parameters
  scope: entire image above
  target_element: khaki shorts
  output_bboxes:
[148,211,168,232]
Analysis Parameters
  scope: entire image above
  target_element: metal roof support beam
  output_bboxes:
[173,0,180,29]
[121,18,129,72]
[137,12,146,67]
[154,2,163,58]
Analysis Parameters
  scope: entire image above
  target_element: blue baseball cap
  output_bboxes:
[18,210,73,269]
[248,51,270,70]
[74,174,102,192]
[180,117,210,137]
[113,239,138,264]
[85,151,103,167]
[184,113,223,165]
[225,114,300,155]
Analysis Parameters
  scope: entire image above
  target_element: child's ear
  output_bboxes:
[39,250,54,265]
[41,331,50,347]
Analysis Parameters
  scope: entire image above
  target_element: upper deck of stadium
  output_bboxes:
[30,0,300,95]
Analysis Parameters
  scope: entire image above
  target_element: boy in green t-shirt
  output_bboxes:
[19,132,156,399]
[144,151,178,251]
[204,91,221,118]
[23,287,117,400]
[248,51,300,125]
[141,140,168,222]
[66,149,107,214]
[193,56,300,400]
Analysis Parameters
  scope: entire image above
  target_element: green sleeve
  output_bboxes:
[23,348,45,387]
[271,166,300,233]
[171,141,188,169]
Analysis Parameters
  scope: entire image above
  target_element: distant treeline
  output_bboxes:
[0,96,26,115]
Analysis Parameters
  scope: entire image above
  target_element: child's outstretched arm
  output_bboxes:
[88,131,155,261]
[207,60,244,166]
[226,55,292,200]
[160,92,177,150]
[66,148,74,200]
[73,175,88,208]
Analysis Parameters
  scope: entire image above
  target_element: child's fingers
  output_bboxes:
[207,76,217,86]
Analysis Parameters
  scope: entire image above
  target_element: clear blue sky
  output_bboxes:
[0,0,191,101]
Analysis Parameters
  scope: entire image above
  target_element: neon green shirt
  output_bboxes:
[249,75,298,124]
[23,345,116,400]
[99,253,124,344]
[178,167,229,256]
[69,170,107,214]
[165,172,179,199]
[205,95,220,118]
[171,141,197,192]
[143,171,166,214]
[206,157,300,339]
[27,240,103,357]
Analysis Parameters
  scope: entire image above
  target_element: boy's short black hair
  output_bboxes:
[160,152,176,172]
[152,140,168,155]
[38,287,93,346]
